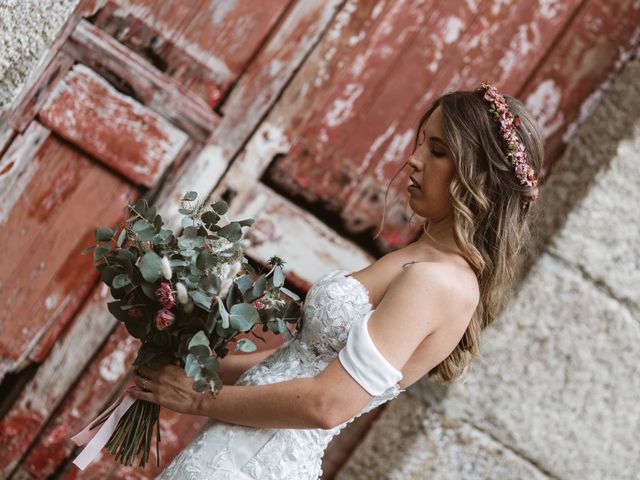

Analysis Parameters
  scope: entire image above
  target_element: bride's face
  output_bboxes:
[406,105,455,220]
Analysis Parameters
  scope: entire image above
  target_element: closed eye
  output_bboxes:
[431,149,446,158]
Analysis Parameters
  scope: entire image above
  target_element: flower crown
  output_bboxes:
[475,82,539,209]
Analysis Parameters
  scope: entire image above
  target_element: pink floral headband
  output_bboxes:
[475,82,539,209]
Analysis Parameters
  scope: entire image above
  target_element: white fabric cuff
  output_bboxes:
[338,310,403,396]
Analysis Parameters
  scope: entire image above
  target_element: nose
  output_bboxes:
[407,152,421,172]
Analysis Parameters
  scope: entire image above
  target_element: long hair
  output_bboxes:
[376,89,544,383]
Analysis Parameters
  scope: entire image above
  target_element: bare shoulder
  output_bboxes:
[387,261,479,330]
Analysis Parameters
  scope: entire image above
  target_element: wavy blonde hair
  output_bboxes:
[376,89,544,383]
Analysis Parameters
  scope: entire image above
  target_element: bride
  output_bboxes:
[129,83,543,479]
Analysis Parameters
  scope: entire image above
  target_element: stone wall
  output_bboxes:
[0,0,80,111]
[336,51,640,480]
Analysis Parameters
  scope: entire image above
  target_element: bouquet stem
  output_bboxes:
[105,399,161,467]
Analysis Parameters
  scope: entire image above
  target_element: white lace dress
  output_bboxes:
[155,268,406,479]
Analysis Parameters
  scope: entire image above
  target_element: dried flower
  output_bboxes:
[161,256,172,280]
[154,308,175,330]
[175,281,189,304]
[475,82,539,209]
[156,282,175,309]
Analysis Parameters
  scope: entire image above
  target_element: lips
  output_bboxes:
[409,177,421,189]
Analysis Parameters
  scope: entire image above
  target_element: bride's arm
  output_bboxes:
[131,265,463,430]
[218,346,280,384]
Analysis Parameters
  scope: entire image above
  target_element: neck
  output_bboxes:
[420,218,461,256]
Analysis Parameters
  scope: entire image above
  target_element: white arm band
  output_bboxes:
[338,310,403,396]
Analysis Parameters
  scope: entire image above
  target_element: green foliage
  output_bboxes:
[83,191,304,402]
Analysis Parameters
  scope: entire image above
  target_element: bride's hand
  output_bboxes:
[129,364,202,416]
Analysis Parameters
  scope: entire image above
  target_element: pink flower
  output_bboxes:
[253,298,265,310]
[156,282,175,309]
[154,308,175,330]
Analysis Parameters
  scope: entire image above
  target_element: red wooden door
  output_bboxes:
[1,0,638,478]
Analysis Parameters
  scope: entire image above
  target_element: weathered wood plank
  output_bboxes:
[519,0,640,178]
[7,51,75,134]
[63,19,218,143]
[0,281,118,475]
[224,180,374,290]
[93,0,291,107]
[338,0,585,249]
[266,0,587,251]
[0,120,15,157]
[0,123,138,380]
[14,324,138,479]
[38,64,189,188]
[155,0,345,233]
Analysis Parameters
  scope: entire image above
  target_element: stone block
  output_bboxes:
[337,394,551,480]
[422,253,640,479]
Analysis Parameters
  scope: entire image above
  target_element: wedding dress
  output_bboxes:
[155,268,407,479]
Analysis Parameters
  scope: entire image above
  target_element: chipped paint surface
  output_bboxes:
[239,183,374,285]
[525,79,565,137]
[0,132,138,377]
[39,64,188,187]
[2,0,640,476]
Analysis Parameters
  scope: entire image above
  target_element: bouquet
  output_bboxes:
[72,191,303,469]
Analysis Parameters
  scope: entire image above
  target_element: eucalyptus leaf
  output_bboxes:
[185,353,200,377]
[189,344,211,357]
[234,338,257,353]
[211,200,228,215]
[96,227,114,241]
[140,281,157,300]
[235,274,252,295]
[132,219,150,232]
[116,228,127,247]
[278,317,293,340]
[183,191,198,201]
[100,266,121,285]
[112,273,131,289]
[107,300,127,322]
[188,330,209,348]
[279,286,300,301]
[237,218,255,227]
[217,222,241,242]
[137,228,159,242]
[192,379,209,392]
[81,245,96,255]
[93,246,110,261]
[196,250,215,271]
[189,289,213,312]
[123,316,149,339]
[139,251,163,282]
[229,303,259,332]
[201,210,219,226]
[252,274,266,298]
[282,301,302,324]
[200,356,220,376]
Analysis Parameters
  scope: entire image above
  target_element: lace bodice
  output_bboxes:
[156,268,406,479]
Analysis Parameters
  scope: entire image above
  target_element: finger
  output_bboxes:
[128,387,158,404]
[137,365,159,380]
[133,373,155,392]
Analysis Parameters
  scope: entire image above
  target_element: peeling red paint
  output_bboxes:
[38,64,188,188]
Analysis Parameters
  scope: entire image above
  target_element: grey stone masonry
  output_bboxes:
[0,0,80,111]
[337,52,640,480]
